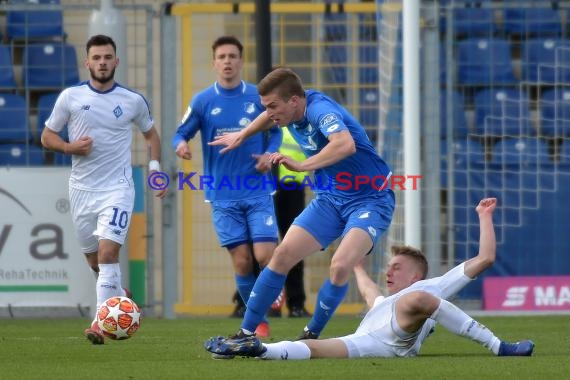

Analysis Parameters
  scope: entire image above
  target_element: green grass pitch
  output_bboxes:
[0,315,567,379]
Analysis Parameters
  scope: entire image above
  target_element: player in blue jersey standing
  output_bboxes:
[205,67,396,348]
[172,36,282,338]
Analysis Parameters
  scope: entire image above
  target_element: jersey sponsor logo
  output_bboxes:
[244,102,256,114]
[113,105,123,118]
[211,107,222,115]
[239,118,251,127]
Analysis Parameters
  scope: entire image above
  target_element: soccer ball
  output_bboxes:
[97,296,141,340]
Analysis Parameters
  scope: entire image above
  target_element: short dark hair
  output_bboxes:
[86,34,117,54]
[257,67,305,100]
[391,245,428,280]
[211,36,243,58]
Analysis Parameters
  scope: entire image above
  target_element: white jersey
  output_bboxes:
[45,81,154,191]
[345,263,472,357]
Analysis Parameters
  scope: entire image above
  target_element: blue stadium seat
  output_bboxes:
[452,7,497,37]
[0,143,44,166]
[440,90,469,139]
[359,45,378,83]
[323,13,348,85]
[23,43,79,89]
[503,8,562,37]
[6,0,65,41]
[52,152,72,166]
[490,137,551,166]
[441,138,485,188]
[490,137,552,212]
[539,88,570,138]
[36,92,68,141]
[457,38,517,86]
[359,88,379,132]
[0,94,30,143]
[0,44,17,90]
[560,140,570,163]
[473,88,532,137]
[521,38,570,84]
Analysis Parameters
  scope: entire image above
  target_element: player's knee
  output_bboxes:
[400,291,439,315]
[329,260,351,284]
[270,245,297,272]
[231,253,253,274]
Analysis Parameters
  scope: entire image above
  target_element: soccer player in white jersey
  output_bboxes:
[206,198,535,359]
[40,34,166,345]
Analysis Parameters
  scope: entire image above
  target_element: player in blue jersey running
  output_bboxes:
[172,36,282,338]
[207,67,396,344]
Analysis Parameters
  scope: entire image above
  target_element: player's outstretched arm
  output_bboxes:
[463,197,497,279]
[353,259,383,309]
[209,111,273,154]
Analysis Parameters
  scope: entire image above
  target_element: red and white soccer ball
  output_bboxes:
[97,296,141,340]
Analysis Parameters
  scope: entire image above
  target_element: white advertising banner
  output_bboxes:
[0,167,95,307]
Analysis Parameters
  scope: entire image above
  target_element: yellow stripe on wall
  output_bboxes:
[128,214,147,261]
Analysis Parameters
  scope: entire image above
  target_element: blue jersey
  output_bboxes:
[173,81,282,201]
[287,90,392,198]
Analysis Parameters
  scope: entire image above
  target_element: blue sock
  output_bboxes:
[241,268,287,333]
[307,279,348,336]
[235,273,256,305]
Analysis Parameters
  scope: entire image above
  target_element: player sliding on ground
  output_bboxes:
[205,198,535,359]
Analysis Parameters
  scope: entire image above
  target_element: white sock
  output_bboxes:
[96,263,123,311]
[261,341,311,360]
[431,299,501,355]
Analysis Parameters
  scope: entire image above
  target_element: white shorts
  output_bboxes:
[69,186,135,254]
[338,297,434,358]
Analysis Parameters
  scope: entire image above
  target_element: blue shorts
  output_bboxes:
[293,190,395,249]
[211,195,279,248]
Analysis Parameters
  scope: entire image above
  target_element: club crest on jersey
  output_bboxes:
[244,102,256,114]
[113,105,123,118]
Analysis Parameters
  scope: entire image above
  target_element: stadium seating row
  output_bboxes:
[453,37,570,86]
[441,6,565,38]
[0,143,70,166]
[3,0,65,42]
[0,43,79,90]
[440,137,570,191]
[441,88,570,139]
[0,92,63,143]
